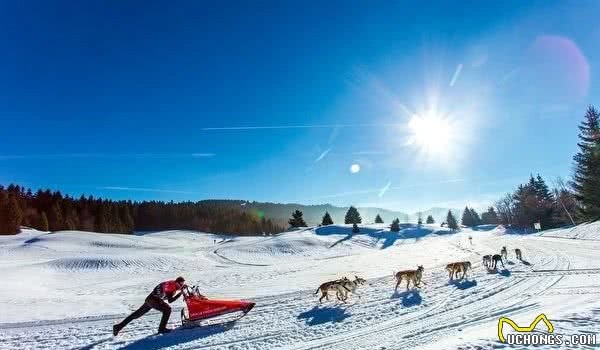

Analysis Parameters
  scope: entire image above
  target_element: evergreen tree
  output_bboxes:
[571,106,600,221]
[119,205,134,233]
[39,211,49,231]
[469,208,481,226]
[461,206,474,227]
[426,215,435,224]
[0,191,7,233]
[95,204,109,232]
[481,207,499,224]
[344,206,362,224]
[48,203,64,231]
[0,194,22,234]
[417,212,423,226]
[374,214,384,224]
[352,222,360,233]
[534,174,553,201]
[390,218,400,232]
[288,210,307,227]
[321,211,334,226]
[447,210,459,230]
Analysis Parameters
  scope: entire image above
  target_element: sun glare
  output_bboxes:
[407,111,453,156]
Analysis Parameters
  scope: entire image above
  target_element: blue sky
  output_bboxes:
[1,1,599,213]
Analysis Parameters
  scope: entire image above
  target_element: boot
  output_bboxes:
[113,323,123,336]
[158,327,172,334]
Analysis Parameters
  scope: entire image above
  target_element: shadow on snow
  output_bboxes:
[448,279,478,290]
[317,224,447,250]
[391,289,423,307]
[297,306,351,326]
[116,323,233,350]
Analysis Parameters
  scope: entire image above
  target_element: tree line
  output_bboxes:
[491,106,600,229]
[0,186,285,235]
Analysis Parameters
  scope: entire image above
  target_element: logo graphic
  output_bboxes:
[498,313,554,343]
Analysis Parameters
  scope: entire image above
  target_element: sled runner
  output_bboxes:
[180,285,255,327]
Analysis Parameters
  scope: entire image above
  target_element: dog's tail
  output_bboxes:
[314,287,320,295]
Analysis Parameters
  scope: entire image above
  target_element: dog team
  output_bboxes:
[316,246,523,303]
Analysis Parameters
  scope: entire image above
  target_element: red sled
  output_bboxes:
[180,285,255,327]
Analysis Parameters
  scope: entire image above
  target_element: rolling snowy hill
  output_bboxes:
[1,222,599,349]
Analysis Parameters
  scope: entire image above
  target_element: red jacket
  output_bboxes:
[152,280,179,300]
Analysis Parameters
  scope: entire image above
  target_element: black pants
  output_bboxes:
[117,294,171,331]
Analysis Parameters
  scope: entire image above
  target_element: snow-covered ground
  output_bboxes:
[1,222,599,349]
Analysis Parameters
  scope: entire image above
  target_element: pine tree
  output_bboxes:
[390,218,400,232]
[534,174,553,201]
[481,207,499,224]
[0,191,7,233]
[469,208,481,226]
[571,106,600,221]
[95,204,109,232]
[288,210,307,227]
[461,206,474,227]
[426,215,435,224]
[39,211,49,231]
[447,210,458,230]
[374,214,384,224]
[0,194,22,234]
[344,206,362,224]
[417,212,423,226]
[49,203,64,231]
[119,205,134,233]
[321,211,334,226]
[352,222,360,233]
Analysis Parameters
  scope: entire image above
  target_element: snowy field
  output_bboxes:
[1,222,599,349]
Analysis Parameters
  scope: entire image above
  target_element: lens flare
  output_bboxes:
[350,163,361,173]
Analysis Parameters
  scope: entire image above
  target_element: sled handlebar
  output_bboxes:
[181,285,207,299]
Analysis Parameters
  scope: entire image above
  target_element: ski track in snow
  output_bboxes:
[1,223,600,349]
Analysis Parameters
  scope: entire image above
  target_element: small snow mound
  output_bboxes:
[539,221,600,240]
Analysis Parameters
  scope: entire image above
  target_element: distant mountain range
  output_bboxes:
[199,200,460,226]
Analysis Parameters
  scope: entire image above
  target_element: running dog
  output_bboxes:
[338,275,367,300]
[394,265,426,291]
[446,261,471,280]
[482,255,492,268]
[491,254,504,269]
[315,277,352,303]
[501,246,508,260]
[515,248,522,260]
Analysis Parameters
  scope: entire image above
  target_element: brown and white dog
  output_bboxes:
[446,261,471,280]
[394,266,426,291]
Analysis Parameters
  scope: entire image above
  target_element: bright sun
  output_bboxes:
[407,112,452,156]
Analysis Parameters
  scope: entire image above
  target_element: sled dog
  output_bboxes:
[315,277,351,303]
[501,246,508,260]
[337,275,367,300]
[394,266,426,291]
[482,255,492,268]
[515,248,522,260]
[446,261,471,280]
[492,254,504,269]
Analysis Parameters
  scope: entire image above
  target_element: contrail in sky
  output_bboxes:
[378,181,392,198]
[449,63,463,87]
[314,149,331,163]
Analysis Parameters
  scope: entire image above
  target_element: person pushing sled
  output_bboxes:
[113,276,255,335]
[113,276,187,335]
